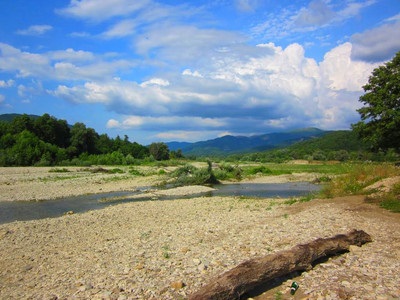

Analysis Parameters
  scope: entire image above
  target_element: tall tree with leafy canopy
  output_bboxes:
[352,51,400,152]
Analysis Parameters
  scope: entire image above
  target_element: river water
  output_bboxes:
[0,182,321,224]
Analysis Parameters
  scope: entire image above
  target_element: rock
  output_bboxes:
[170,281,185,290]
[192,258,201,265]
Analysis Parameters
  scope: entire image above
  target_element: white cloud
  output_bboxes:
[140,78,170,87]
[252,1,376,39]
[0,79,15,88]
[48,48,95,62]
[235,0,259,13]
[57,0,150,22]
[16,25,53,36]
[0,43,136,81]
[295,0,335,27]
[106,115,226,132]
[320,42,376,92]
[134,24,245,63]
[106,119,121,128]
[351,21,400,62]
[101,19,137,39]
[182,69,203,78]
[49,41,378,135]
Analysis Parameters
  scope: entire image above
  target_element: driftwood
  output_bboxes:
[189,229,371,300]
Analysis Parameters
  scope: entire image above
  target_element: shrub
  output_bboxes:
[244,165,272,176]
[170,162,219,186]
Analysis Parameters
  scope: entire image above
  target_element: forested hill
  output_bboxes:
[0,113,41,122]
[0,113,149,166]
[167,128,328,156]
[229,130,377,162]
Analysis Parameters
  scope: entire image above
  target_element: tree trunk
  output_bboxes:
[189,229,371,300]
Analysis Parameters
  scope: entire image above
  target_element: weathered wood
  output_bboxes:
[189,229,372,300]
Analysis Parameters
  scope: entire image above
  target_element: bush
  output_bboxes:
[170,162,219,186]
[244,165,272,176]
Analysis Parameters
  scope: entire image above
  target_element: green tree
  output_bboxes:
[149,142,170,160]
[33,114,70,148]
[352,51,400,152]
[10,114,34,134]
[69,122,98,156]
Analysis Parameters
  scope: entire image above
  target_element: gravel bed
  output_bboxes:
[0,167,399,299]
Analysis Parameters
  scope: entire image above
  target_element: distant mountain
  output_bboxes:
[167,128,328,156]
[0,113,40,122]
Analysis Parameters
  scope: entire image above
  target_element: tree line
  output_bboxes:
[0,113,180,166]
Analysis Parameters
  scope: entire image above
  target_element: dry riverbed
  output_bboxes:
[0,167,399,299]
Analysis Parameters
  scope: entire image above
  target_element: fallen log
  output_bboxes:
[189,229,371,300]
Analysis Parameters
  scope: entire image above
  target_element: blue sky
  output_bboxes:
[0,0,399,144]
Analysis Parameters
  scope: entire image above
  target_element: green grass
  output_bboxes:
[320,163,400,212]
[320,163,400,198]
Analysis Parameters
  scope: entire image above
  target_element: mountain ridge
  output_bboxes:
[167,128,329,156]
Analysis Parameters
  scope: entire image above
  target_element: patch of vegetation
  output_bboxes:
[298,192,318,203]
[320,163,399,198]
[129,168,144,176]
[39,175,80,182]
[161,245,171,259]
[243,165,273,176]
[213,163,242,180]
[275,291,283,300]
[170,161,219,186]
[109,168,124,174]
[369,183,400,213]
[284,198,298,205]
[48,168,70,173]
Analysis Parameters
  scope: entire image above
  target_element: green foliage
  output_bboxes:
[213,163,242,180]
[129,168,144,176]
[170,163,219,186]
[243,165,273,176]
[228,130,372,163]
[148,142,170,161]
[0,113,150,166]
[352,51,400,152]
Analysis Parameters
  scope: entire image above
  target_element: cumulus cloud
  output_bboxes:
[351,21,400,62]
[106,115,226,131]
[16,25,53,36]
[49,41,377,137]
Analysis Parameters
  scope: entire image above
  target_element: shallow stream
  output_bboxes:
[0,182,321,224]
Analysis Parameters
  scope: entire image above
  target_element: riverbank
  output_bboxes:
[0,166,319,202]
[0,167,399,299]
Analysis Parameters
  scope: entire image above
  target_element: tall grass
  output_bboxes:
[320,163,400,199]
